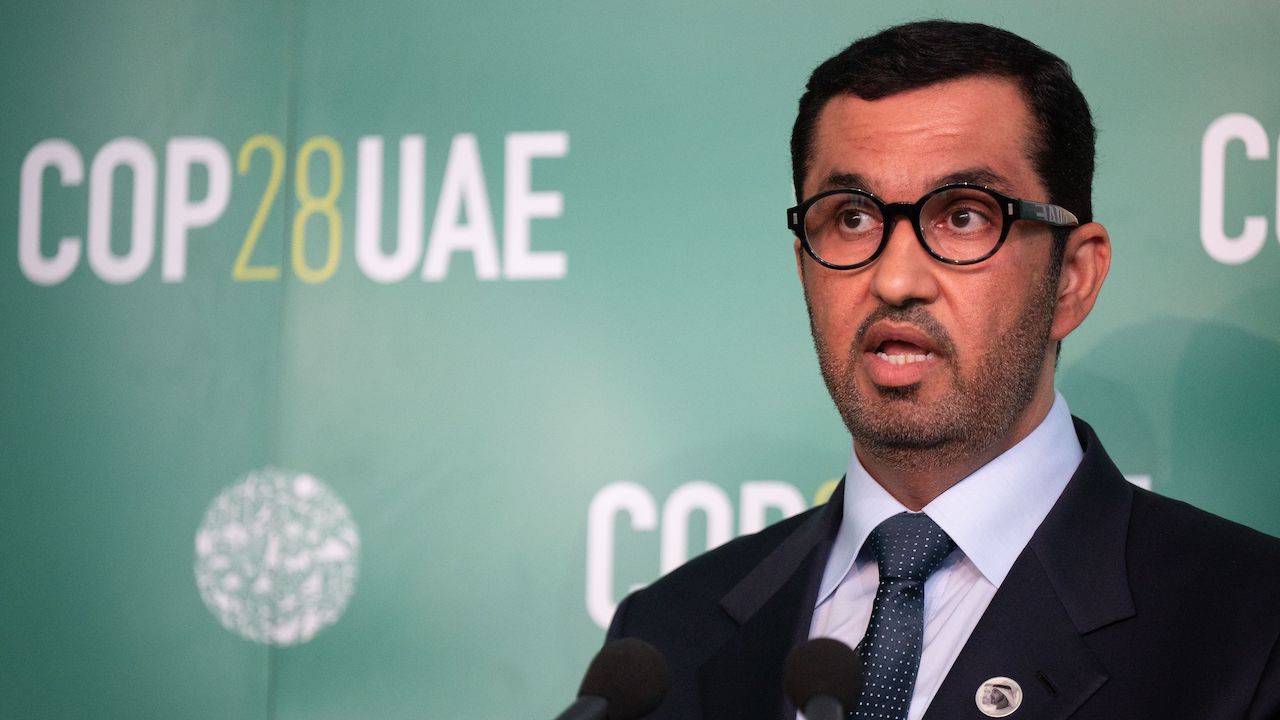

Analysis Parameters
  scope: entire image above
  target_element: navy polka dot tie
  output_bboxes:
[852,512,956,720]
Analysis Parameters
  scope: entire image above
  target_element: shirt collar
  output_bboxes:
[815,391,1083,606]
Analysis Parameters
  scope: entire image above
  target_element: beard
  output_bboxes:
[807,269,1058,475]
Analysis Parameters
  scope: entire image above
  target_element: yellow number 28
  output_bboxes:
[292,136,343,284]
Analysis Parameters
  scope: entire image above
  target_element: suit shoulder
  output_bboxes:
[1128,486,1280,590]
[1130,486,1280,553]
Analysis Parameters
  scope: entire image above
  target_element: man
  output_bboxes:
[605,20,1280,720]
[980,682,1017,714]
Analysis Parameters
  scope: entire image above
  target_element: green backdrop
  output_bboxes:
[3,2,1278,718]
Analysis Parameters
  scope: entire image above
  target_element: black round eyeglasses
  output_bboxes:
[786,183,1079,269]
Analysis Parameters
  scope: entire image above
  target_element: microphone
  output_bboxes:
[554,637,669,720]
[783,638,863,720]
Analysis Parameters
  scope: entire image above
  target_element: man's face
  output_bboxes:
[983,686,1011,709]
[797,76,1062,474]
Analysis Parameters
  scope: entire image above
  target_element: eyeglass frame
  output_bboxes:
[786,182,1080,270]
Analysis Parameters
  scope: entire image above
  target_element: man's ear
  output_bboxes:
[1050,221,1111,342]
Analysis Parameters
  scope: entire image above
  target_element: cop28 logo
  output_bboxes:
[1201,113,1279,265]
[18,132,568,285]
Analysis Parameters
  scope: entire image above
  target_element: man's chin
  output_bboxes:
[841,401,960,451]
[850,423,958,453]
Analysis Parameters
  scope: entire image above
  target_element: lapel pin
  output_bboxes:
[975,676,1022,717]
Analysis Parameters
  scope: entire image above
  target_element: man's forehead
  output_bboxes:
[815,74,1035,131]
[805,75,1041,198]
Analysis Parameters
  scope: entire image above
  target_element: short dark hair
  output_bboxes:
[790,20,1096,225]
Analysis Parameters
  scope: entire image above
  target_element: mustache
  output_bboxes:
[853,304,957,356]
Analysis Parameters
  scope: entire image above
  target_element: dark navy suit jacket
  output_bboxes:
[607,419,1280,719]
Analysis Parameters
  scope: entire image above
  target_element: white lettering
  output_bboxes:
[356,135,425,283]
[586,482,657,629]
[660,481,733,574]
[739,481,807,535]
[87,138,157,284]
[19,139,83,286]
[503,132,568,279]
[163,137,231,282]
[422,134,499,281]
[1200,113,1268,265]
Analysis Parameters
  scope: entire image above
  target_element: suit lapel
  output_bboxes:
[923,551,1110,719]
[924,418,1136,720]
[698,482,845,720]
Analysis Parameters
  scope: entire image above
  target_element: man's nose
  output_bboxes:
[868,218,940,307]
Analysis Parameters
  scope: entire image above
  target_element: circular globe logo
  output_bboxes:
[194,468,360,646]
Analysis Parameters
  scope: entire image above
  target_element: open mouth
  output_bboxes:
[874,339,937,365]
[862,323,943,362]
[859,321,946,386]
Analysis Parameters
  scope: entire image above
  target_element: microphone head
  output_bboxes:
[783,637,864,712]
[579,638,669,720]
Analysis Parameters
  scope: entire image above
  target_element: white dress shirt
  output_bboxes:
[805,391,1084,720]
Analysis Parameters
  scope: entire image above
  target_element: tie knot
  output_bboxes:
[868,512,955,582]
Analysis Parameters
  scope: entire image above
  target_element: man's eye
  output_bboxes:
[944,206,992,232]
[840,210,869,229]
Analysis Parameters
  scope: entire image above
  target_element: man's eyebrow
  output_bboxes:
[815,167,1016,196]
[818,172,871,192]
[931,167,1011,191]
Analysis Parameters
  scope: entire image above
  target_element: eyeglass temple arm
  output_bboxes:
[1014,199,1079,227]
